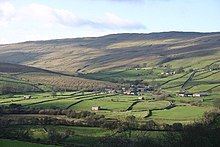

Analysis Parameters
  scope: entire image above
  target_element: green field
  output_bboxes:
[149,106,212,124]
[132,101,169,111]
[0,91,215,124]
[69,99,132,111]
[97,110,149,120]
[0,139,56,147]
[83,68,163,83]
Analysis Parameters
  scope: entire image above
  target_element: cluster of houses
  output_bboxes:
[104,85,153,96]
[177,92,208,97]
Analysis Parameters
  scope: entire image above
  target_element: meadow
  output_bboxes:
[0,90,216,124]
[0,139,57,147]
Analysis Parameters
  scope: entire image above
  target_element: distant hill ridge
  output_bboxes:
[0,31,220,73]
[14,31,220,44]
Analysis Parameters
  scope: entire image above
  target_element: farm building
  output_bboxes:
[137,87,146,92]
[91,106,101,111]
[138,97,144,100]
[121,87,126,92]
[124,90,136,95]
[193,93,208,97]
[105,88,117,94]
[177,92,193,97]
[23,95,32,100]
[177,92,186,97]
[186,93,193,97]
[177,92,207,97]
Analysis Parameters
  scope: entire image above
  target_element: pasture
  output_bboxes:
[0,90,215,124]
[149,106,212,124]
[0,139,57,147]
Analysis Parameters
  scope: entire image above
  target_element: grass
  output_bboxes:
[83,68,162,83]
[1,89,216,124]
[69,99,132,111]
[132,101,170,111]
[30,99,80,109]
[0,139,56,147]
[94,94,138,102]
[149,106,212,124]
[161,73,191,89]
[0,91,80,107]
[97,110,149,121]
[187,84,219,92]
[168,54,220,70]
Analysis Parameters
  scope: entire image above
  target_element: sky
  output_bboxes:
[0,0,220,44]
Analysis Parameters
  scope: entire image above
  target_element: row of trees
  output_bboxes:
[0,84,40,95]
[1,106,99,118]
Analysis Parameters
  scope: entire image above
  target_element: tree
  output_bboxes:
[48,129,69,143]
[126,115,136,124]
[81,90,85,96]
[125,115,137,130]
[143,63,147,68]
[149,79,158,89]
[145,120,157,130]
[214,99,220,108]
[60,88,66,95]
[0,85,14,95]
[202,109,220,125]
[51,90,57,98]
[65,129,75,136]
[164,64,172,73]
[162,123,172,131]
[188,68,194,73]
[176,67,184,74]
[210,64,220,70]
[172,123,183,131]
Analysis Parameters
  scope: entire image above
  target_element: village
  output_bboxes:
[103,84,153,96]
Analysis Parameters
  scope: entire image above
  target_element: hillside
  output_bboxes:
[0,62,54,73]
[0,63,120,93]
[0,32,220,73]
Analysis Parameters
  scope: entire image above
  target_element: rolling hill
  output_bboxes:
[0,31,220,73]
[0,63,120,93]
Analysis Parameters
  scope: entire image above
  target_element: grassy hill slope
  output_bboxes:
[0,63,120,94]
[0,32,220,73]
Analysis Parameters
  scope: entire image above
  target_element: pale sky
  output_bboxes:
[0,0,220,44]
